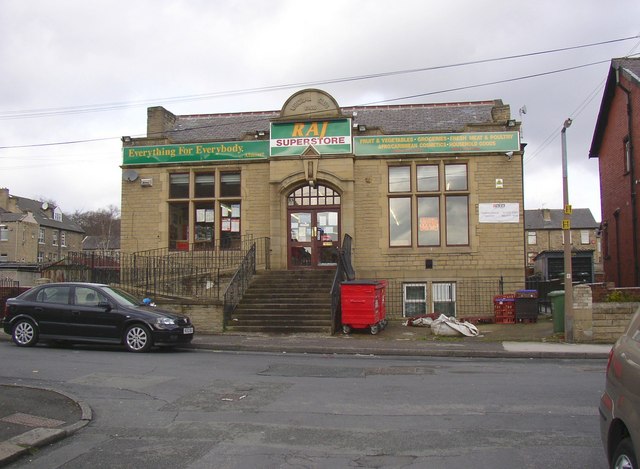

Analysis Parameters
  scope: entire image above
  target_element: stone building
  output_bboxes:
[0,188,84,264]
[121,89,525,320]
[524,208,601,282]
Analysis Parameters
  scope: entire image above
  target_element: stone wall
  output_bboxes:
[592,302,639,343]
[570,283,640,343]
[157,300,224,334]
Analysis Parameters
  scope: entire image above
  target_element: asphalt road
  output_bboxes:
[1,342,608,469]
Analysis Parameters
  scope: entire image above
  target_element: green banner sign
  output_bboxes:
[354,132,520,156]
[270,119,352,156]
[122,141,269,165]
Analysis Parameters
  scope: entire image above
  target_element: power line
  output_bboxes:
[0,34,637,121]
[1,43,638,151]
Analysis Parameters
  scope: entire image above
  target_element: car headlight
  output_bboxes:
[155,317,176,329]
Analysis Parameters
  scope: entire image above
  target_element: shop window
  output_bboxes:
[194,202,215,249]
[388,163,469,248]
[220,202,241,249]
[169,202,189,250]
[194,173,215,198]
[417,197,440,246]
[169,173,190,199]
[38,228,45,244]
[445,164,467,191]
[403,283,427,317]
[433,282,456,317]
[417,165,439,192]
[527,231,537,245]
[220,172,241,197]
[389,197,412,246]
[389,166,411,192]
[445,195,469,245]
[0,225,8,242]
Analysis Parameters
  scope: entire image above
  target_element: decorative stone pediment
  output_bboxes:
[278,89,343,121]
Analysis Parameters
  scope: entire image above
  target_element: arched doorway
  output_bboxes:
[287,183,341,269]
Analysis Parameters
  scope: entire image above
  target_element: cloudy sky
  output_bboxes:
[1,1,639,221]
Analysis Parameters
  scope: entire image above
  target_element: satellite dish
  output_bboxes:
[41,202,49,210]
[123,169,139,182]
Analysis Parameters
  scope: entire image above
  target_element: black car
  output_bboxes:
[1,283,194,353]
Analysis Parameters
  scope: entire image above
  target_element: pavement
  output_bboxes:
[0,315,613,466]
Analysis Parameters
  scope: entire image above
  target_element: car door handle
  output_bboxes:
[71,311,81,316]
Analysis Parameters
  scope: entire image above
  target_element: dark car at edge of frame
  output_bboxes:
[1,282,194,353]
[600,308,640,469]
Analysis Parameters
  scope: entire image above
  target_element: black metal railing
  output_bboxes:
[330,234,354,334]
[223,243,257,327]
[44,236,270,301]
[383,276,563,319]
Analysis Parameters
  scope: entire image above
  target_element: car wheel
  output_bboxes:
[12,319,39,347]
[124,324,153,353]
[612,438,637,469]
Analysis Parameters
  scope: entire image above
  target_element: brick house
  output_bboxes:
[524,208,601,282]
[0,188,84,264]
[590,57,640,286]
[121,89,526,320]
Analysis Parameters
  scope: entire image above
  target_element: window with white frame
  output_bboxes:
[38,228,45,244]
[61,231,66,247]
[52,231,58,246]
[580,230,590,245]
[402,283,427,317]
[527,231,537,245]
[433,282,456,317]
[0,225,8,242]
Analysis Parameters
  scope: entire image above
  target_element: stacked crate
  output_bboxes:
[515,290,538,323]
[494,294,516,324]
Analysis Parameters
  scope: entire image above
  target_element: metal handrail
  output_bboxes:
[223,243,257,327]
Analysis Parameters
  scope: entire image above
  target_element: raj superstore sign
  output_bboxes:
[122,122,519,165]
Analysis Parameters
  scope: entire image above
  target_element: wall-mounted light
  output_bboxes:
[507,119,516,127]
[255,130,265,139]
[140,178,153,187]
[122,136,132,142]
[358,125,367,132]
[505,151,514,160]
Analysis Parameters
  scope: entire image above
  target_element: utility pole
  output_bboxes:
[561,118,573,343]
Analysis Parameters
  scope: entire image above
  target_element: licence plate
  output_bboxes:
[183,327,194,334]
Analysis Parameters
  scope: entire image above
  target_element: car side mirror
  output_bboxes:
[98,301,112,312]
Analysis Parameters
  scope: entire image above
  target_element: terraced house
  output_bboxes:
[0,188,84,265]
[120,89,525,330]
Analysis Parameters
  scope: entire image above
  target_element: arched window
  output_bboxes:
[287,184,341,207]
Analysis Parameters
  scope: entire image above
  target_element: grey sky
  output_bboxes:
[1,0,639,220]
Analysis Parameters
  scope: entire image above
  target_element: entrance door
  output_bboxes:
[287,184,341,269]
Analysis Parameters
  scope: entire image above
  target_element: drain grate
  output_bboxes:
[1,412,65,428]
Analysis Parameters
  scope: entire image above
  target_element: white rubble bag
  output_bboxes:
[431,314,479,337]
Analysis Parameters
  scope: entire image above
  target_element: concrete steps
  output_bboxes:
[227,270,335,333]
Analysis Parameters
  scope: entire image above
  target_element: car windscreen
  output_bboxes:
[102,286,144,306]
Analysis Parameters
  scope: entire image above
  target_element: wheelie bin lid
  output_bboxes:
[548,290,565,296]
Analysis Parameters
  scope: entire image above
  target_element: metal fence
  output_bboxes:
[383,276,562,320]
[44,237,271,301]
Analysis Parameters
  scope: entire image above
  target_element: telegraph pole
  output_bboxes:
[561,118,573,342]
